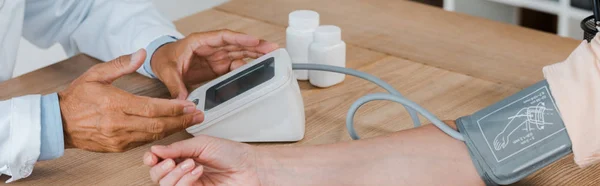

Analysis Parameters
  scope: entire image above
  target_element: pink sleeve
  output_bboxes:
[543,36,600,168]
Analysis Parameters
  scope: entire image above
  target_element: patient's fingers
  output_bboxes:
[150,135,219,160]
[175,165,204,186]
[150,159,176,183]
[159,159,195,186]
[144,152,159,166]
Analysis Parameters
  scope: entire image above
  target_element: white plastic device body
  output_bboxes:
[185,49,306,142]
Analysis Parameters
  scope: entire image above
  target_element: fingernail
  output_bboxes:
[183,105,196,114]
[191,166,203,175]
[181,160,193,170]
[144,153,153,164]
[162,160,174,170]
[131,49,144,63]
[192,112,204,124]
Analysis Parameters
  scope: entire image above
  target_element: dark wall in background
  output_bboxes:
[409,0,558,34]
[410,0,443,7]
[520,8,557,34]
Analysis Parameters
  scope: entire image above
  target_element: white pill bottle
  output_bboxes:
[308,25,346,88]
[286,10,319,80]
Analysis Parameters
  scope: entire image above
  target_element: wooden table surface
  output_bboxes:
[1,0,598,185]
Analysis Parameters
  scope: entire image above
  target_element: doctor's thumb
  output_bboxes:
[85,49,146,83]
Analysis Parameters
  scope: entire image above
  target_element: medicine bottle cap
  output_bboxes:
[313,25,342,44]
[288,10,319,30]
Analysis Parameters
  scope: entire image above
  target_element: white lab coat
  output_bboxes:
[0,0,183,182]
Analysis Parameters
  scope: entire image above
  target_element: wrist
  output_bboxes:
[254,147,284,186]
[143,35,179,79]
[57,91,74,149]
[255,145,355,186]
[150,42,176,80]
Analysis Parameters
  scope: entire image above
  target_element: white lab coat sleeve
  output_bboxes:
[21,0,184,77]
[0,95,42,183]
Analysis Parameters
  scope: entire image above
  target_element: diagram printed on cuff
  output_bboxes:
[493,102,553,151]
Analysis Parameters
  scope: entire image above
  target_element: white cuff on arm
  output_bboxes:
[137,35,179,78]
[38,93,64,161]
[0,95,41,183]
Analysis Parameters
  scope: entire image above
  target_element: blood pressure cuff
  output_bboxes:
[456,80,572,185]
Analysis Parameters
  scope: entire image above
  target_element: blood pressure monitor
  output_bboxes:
[185,49,305,142]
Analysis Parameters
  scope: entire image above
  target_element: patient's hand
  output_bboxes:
[150,29,279,99]
[143,135,263,186]
[143,121,483,186]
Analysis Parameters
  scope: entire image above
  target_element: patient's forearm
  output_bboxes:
[257,124,484,186]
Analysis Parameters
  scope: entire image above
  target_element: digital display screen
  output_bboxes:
[204,57,275,111]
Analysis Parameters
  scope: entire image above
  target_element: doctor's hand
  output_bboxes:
[143,135,264,186]
[58,49,204,152]
[150,29,279,99]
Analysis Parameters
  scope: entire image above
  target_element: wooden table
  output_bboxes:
[1,0,597,185]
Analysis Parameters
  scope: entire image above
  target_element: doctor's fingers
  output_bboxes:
[189,29,260,51]
[227,50,262,60]
[85,49,146,84]
[124,113,204,137]
[159,66,189,100]
[122,95,197,117]
[226,51,260,71]
[195,40,278,61]
[204,51,258,70]
[230,60,246,71]
[219,40,279,54]
[206,40,278,58]
[89,128,193,153]
[204,50,261,62]
[188,30,277,57]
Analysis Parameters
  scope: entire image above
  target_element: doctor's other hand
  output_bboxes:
[143,135,263,186]
[58,49,205,152]
[150,29,280,99]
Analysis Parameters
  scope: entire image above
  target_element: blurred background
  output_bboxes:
[414,0,591,39]
[14,0,594,77]
[13,0,227,78]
